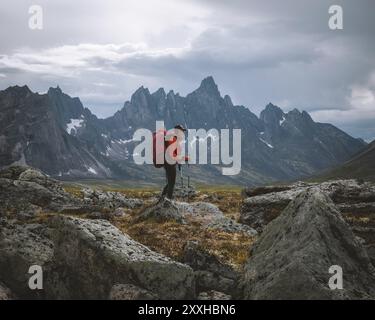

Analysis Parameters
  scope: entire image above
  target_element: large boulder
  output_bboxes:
[82,187,143,209]
[46,216,195,299]
[138,199,256,235]
[0,165,141,216]
[0,219,54,299]
[138,200,226,224]
[240,188,302,231]
[241,189,375,299]
[0,166,81,214]
[137,198,186,223]
[240,179,375,232]
[173,184,197,199]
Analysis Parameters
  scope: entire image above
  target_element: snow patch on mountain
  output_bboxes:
[279,116,286,126]
[87,167,97,175]
[66,118,84,135]
[260,138,274,149]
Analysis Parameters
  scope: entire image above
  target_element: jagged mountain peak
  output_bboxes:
[260,103,285,123]
[167,89,175,97]
[264,103,284,114]
[286,108,314,124]
[152,87,166,99]
[48,85,63,94]
[224,95,233,107]
[265,102,281,110]
[48,86,83,105]
[290,107,300,113]
[132,85,150,96]
[301,110,313,120]
[197,76,220,95]
[5,85,32,96]
[130,86,152,105]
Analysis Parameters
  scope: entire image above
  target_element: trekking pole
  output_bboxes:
[187,164,190,203]
[187,175,190,203]
[179,164,184,188]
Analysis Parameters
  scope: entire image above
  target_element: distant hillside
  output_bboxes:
[317,140,375,181]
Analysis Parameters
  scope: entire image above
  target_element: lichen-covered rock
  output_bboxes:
[173,184,197,199]
[0,166,81,213]
[0,166,141,217]
[137,198,185,223]
[177,202,224,220]
[141,199,223,224]
[197,290,231,300]
[240,179,375,231]
[0,165,30,180]
[138,199,256,237]
[241,189,375,300]
[109,283,158,300]
[240,187,302,231]
[46,216,195,299]
[242,185,292,197]
[0,219,54,299]
[82,187,143,209]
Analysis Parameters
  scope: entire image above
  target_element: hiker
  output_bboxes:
[153,124,189,200]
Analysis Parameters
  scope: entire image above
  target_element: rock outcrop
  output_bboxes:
[2,162,374,300]
[137,198,186,223]
[0,166,78,214]
[240,188,300,231]
[0,214,196,299]
[46,216,195,299]
[109,283,158,300]
[240,179,375,231]
[82,187,143,209]
[0,166,141,217]
[241,189,375,299]
[197,290,231,300]
[0,219,54,299]
[138,199,257,235]
[173,184,198,199]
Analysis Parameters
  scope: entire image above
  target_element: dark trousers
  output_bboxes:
[161,163,176,199]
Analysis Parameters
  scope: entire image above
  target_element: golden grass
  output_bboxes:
[111,187,254,270]
[194,190,243,220]
[112,215,254,270]
[63,185,84,199]
[61,183,255,268]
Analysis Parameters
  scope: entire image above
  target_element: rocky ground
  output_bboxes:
[1,165,375,299]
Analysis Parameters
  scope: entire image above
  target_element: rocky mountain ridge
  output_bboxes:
[0,77,366,184]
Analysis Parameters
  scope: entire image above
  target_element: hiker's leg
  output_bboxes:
[160,167,169,198]
[161,183,168,197]
[166,164,176,199]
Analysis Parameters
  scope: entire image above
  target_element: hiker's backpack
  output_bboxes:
[152,130,165,168]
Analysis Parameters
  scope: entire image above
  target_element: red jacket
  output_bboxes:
[153,129,188,167]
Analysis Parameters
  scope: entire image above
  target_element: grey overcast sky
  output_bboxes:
[0,0,374,141]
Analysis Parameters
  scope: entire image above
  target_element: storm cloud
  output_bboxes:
[0,0,374,140]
